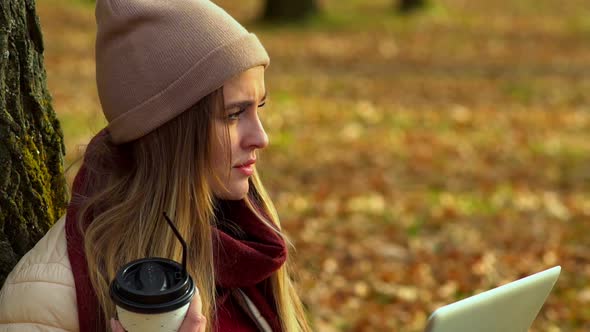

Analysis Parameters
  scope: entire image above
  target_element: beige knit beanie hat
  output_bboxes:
[95,0,270,143]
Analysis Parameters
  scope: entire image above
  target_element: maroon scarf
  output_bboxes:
[65,134,286,332]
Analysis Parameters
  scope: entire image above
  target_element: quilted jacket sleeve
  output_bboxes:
[0,216,79,332]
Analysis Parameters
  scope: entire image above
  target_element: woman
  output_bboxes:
[0,0,311,331]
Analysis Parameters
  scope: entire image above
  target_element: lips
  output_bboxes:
[234,159,256,168]
[233,158,256,176]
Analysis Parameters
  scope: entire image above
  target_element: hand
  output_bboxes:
[110,290,206,332]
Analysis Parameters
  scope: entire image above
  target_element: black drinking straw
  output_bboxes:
[163,212,187,279]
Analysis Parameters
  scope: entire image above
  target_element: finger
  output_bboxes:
[110,318,126,332]
[178,312,206,332]
[197,315,207,332]
[192,287,203,315]
[179,288,206,332]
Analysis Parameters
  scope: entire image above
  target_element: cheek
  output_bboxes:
[224,125,241,160]
[210,122,238,170]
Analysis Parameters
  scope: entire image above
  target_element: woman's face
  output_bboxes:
[209,66,268,200]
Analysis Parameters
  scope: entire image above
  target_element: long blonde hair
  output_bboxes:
[77,88,311,331]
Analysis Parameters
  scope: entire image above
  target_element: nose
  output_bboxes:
[242,113,269,150]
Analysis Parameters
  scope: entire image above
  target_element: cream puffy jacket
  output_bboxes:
[0,216,79,331]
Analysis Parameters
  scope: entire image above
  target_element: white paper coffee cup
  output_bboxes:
[111,213,196,331]
[110,258,195,332]
[116,302,190,332]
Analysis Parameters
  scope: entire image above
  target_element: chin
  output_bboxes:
[216,181,249,200]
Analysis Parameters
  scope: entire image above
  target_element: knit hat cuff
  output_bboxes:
[106,33,269,144]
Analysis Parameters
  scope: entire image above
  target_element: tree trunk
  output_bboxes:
[0,0,68,287]
[262,0,317,22]
[397,0,428,13]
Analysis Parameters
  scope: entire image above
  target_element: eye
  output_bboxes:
[227,108,246,120]
[227,102,266,120]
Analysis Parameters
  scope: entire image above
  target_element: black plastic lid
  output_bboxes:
[110,257,195,314]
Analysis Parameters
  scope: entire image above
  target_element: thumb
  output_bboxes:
[179,288,206,332]
[110,318,126,332]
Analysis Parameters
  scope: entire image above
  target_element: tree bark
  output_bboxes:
[397,0,428,13]
[262,0,318,22]
[0,0,68,287]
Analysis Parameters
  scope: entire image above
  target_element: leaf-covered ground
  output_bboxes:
[37,0,590,330]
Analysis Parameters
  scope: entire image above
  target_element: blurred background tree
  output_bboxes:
[262,0,318,21]
[397,0,428,13]
[0,0,68,286]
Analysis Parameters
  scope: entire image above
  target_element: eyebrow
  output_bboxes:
[224,91,267,111]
